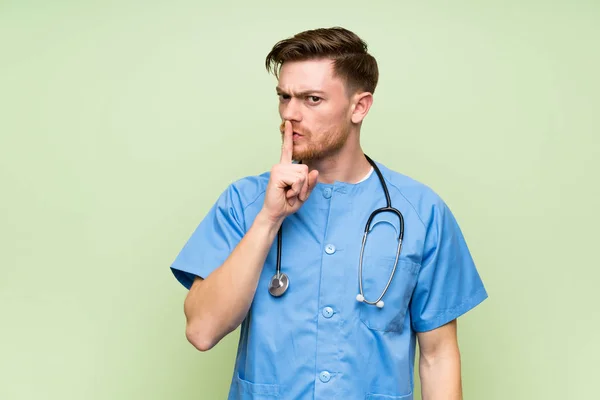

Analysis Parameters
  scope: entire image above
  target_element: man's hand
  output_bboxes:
[261,120,319,223]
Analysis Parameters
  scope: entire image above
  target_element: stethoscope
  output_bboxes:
[268,155,405,308]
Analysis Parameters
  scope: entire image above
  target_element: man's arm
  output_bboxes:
[417,319,463,400]
[183,120,319,352]
[183,211,282,352]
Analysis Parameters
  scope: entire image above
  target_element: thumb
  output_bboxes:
[306,170,319,198]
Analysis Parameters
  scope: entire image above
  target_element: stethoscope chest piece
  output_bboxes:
[268,272,289,297]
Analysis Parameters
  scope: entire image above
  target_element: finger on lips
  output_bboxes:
[277,120,317,206]
[279,120,293,164]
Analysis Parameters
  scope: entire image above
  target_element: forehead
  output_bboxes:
[277,59,344,93]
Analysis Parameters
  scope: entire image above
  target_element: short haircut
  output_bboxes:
[265,27,379,95]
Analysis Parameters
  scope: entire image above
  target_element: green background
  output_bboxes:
[1,1,598,399]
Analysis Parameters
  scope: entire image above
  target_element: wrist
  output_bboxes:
[256,208,284,232]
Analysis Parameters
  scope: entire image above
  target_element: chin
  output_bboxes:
[293,148,326,162]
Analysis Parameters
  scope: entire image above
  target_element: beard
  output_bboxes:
[285,124,351,162]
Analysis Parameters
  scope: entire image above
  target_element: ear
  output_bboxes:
[350,92,373,124]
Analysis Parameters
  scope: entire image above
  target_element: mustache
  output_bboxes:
[279,122,310,136]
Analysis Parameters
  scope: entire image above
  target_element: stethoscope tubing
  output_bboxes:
[269,155,405,307]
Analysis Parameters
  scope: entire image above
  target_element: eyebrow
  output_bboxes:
[275,87,327,97]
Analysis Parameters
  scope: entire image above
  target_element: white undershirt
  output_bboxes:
[356,167,374,183]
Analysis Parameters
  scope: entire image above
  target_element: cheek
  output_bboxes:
[307,103,347,136]
[318,108,344,132]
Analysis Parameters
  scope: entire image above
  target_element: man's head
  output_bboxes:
[266,27,378,161]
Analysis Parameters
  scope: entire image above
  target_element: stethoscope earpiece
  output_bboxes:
[356,294,385,308]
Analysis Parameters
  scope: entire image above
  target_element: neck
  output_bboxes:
[303,137,372,184]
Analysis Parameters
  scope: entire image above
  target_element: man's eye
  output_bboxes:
[308,96,321,103]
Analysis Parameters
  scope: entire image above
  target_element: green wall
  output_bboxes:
[1,1,598,399]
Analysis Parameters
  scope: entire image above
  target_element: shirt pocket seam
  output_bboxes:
[234,373,280,397]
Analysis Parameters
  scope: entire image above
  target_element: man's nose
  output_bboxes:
[281,99,302,122]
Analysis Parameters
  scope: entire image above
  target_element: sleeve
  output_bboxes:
[410,199,488,332]
[170,184,246,290]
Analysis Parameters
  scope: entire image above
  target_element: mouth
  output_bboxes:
[280,121,305,141]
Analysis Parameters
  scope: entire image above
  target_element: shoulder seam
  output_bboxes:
[243,188,267,212]
[237,176,268,225]
[227,175,268,233]
[384,176,428,230]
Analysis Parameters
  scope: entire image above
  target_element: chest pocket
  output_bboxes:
[358,256,419,332]
[357,219,420,333]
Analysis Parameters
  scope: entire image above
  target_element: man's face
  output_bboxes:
[276,59,353,161]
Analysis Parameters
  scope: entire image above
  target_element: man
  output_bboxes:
[170,27,487,400]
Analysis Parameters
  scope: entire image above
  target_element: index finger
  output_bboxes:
[279,120,293,164]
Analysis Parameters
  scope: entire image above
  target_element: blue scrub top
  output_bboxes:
[170,161,488,400]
